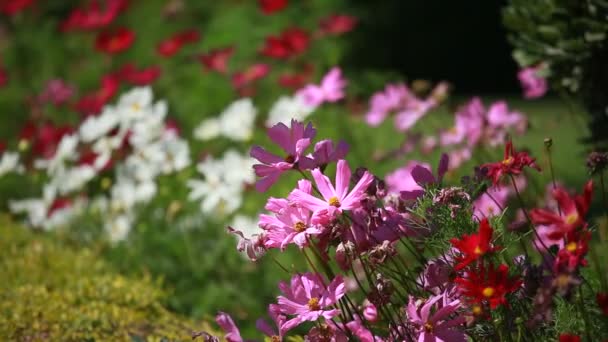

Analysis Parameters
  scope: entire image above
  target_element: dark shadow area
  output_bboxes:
[347,0,518,94]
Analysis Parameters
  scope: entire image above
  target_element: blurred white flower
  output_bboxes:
[266,95,316,127]
[0,152,23,176]
[79,108,120,143]
[117,86,154,121]
[35,134,79,174]
[194,98,257,141]
[105,214,133,243]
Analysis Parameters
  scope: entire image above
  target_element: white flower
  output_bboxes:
[36,134,79,175]
[44,198,84,230]
[51,165,97,195]
[105,214,133,243]
[193,118,221,140]
[159,137,191,174]
[0,152,23,176]
[79,108,120,143]
[266,95,316,127]
[116,86,154,122]
[194,98,257,141]
[187,178,242,215]
[9,198,48,228]
[221,149,255,185]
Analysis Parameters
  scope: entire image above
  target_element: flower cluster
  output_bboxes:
[199,121,606,342]
[7,87,190,241]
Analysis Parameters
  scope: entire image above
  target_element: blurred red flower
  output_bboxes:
[95,27,135,54]
[319,14,358,36]
[260,27,309,59]
[157,29,201,57]
[61,0,128,31]
[559,334,581,342]
[75,75,120,116]
[0,66,7,88]
[19,121,74,159]
[278,64,314,90]
[198,46,235,74]
[232,63,270,89]
[258,0,288,14]
[117,63,161,85]
[1,0,35,16]
[597,292,608,316]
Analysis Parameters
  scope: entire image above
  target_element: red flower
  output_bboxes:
[0,66,7,88]
[482,140,540,185]
[19,121,74,159]
[157,29,201,57]
[259,0,288,14]
[553,227,591,273]
[61,0,128,31]
[198,46,234,74]
[530,181,593,240]
[95,27,135,54]
[1,0,34,16]
[450,218,500,271]
[260,27,309,59]
[117,63,161,85]
[319,14,358,36]
[48,197,73,217]
[455,263,521,309]
[0,140,6,154]
[559,334,581,342]
[232,63,270,89]
[597,292,608,316]
[75,74,120,116]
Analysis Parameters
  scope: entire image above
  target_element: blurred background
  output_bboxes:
[1,0,605,339]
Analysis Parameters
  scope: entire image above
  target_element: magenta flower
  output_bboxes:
[518,65,547,99]
[38,79,75,106]
[406,294,466,342]
[385,160,431,195]
[289,159,373,224]
[256,304,287,340]
[365,83,410,126]
[310,139,349,168]
[258,204,321,250]
[297,67,347,107]
[440,97,484,147]
[277,273,346,332]
[215,312,244,342]
[251,120,316,192]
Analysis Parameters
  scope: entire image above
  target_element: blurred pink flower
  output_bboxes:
[385,160,431,194]
[38,79,75,106]
[215,312,243,342]
[518,65,547,99]
[319,14,358,36]
[297,67,347,107]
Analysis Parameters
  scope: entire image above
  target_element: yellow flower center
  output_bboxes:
[328,196,341,207]
[294,221,306,233]
[555,274,571,288]
[131,103,141,111]
[482,287,495,298]
[100,177,112,190]
[423,322,434,333]
[472,305,483,315]
[474,246,483,255]
[307,297,321,311]
[18,139,29,151]
[565,213,578,225]
[502,156,514,166]
[271,336,281,342]
[566,241,578,252]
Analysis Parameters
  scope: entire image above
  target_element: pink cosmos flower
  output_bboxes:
[297,67,347,107]
[406,294,466,342]
[473,186,510,220]
[251,120,316,192]
[440,97,484,147]
[288,159,374,224]
[215,312,243,342]
[258,197,322,250]
[518,65,548,99]
[277,273,346,332]
[365,83,409,126]
[310,139,349,169]
[38,79,75,106]
[385,161,431,195]
[256,304,287,340]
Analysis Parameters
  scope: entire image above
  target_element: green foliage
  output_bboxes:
[503,0,608,147]
[0,218,214,341]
